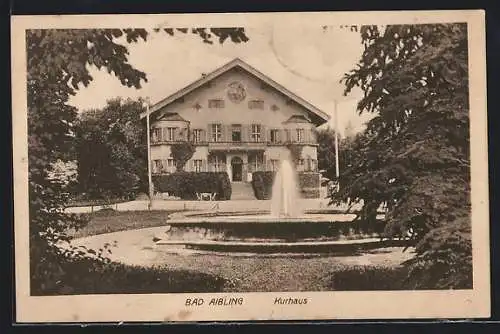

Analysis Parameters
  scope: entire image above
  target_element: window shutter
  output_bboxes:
[207,124,213,142]
[202,159,207,172]
[261,124,267,142]
[173,127,179,141]
[241,125,247,142]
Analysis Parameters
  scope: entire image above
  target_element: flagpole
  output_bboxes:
[146,99,153,210]
[334,99,340,192]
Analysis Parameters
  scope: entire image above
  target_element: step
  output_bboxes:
[230,182,256,200]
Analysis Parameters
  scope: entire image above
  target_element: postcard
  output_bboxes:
[11,10,489,322]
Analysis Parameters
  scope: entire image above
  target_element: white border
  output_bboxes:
[11,10,490,322]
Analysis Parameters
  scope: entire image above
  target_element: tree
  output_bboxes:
[170,142,196,172]
[286,143,303,167]
[316,127,337,177]
[27,28,248,293]
[75,97,148,199]
[335,24,471,288]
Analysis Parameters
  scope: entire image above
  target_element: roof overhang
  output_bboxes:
[140,58,331,126]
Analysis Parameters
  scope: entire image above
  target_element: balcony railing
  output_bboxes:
[150,127,318,146]
[152,163,318,174]
[208,141,267,151]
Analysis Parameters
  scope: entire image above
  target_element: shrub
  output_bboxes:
[153,172,231,200]
[251,171,321,199]
[217,172,232,200]
[251,171,275,200]
[31,257,226,295]
[403,217,472,289]
[170,142,196,171]
[328,266,410,290]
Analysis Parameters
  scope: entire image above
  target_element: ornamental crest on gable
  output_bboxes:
[227,81,246,103]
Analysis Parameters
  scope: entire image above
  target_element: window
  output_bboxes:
[296,128,305,142]
[208,99,225,108]
[311,159,318,172]
[270,129,280,143]
[152,128,162,142]
[166,159,175,172]
[270,159,280,172]
[192,129,203,143]
[166,127,176,141]
[153,160,162,173]
[210,154,224,172]
[249,154,263,172]
[251,124,261,142]
[297,159,305,171]
[232,124,242,142]
[248,99,264,110]
[211,124,222,142]
[193,159,203,172]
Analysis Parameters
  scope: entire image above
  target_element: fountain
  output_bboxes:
[153,157,402,254]
[270,159,301,218]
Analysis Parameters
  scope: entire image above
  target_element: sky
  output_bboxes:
[68,25,375,137]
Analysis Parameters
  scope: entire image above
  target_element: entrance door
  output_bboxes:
[231,157,243,182]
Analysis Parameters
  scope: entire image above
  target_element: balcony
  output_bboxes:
[208,141,267,152]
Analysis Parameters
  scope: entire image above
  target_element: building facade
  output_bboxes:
[140,58,330,184]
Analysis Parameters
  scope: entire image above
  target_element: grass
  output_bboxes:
[72,210,180,238]
[150,248,415,292]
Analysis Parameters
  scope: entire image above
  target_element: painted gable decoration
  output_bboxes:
[227,81,246,103]
[140,58,330,126]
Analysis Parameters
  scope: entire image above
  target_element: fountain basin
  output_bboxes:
[154,211,391,249]
[157,238,409,253]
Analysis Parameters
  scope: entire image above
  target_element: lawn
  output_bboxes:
[150,248,415,292]
[71,209,180,238]
[60,210,416,294]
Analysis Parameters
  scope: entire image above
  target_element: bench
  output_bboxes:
[196,192,217,201]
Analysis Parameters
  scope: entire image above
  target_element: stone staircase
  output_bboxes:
[230,182,256,200]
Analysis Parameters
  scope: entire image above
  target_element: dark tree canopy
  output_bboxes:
[335,24,471,288]
[75,97,148,199]
[170,142,196,172]
[27,27,248,294]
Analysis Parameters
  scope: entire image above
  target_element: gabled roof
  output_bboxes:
[156,112,188,122]
[140,58,330,126]
[283,114,312,124]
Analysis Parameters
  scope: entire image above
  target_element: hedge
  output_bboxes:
[31,257,226,295]
[153,172,231,200]
[251,171,320,199]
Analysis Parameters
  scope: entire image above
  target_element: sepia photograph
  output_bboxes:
[11,10,489,322]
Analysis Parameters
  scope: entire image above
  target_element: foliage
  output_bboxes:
[153,172,232,200]
[170,142,196,171]
[335,24,471,288]
[316,127,338,177]
[251,171,275,200]
[32,257,226,295]
[328,265,411,291]
[251,171,321,199]
[75,97,148,199]
[27,27,248,294]
[286,143,303,166]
